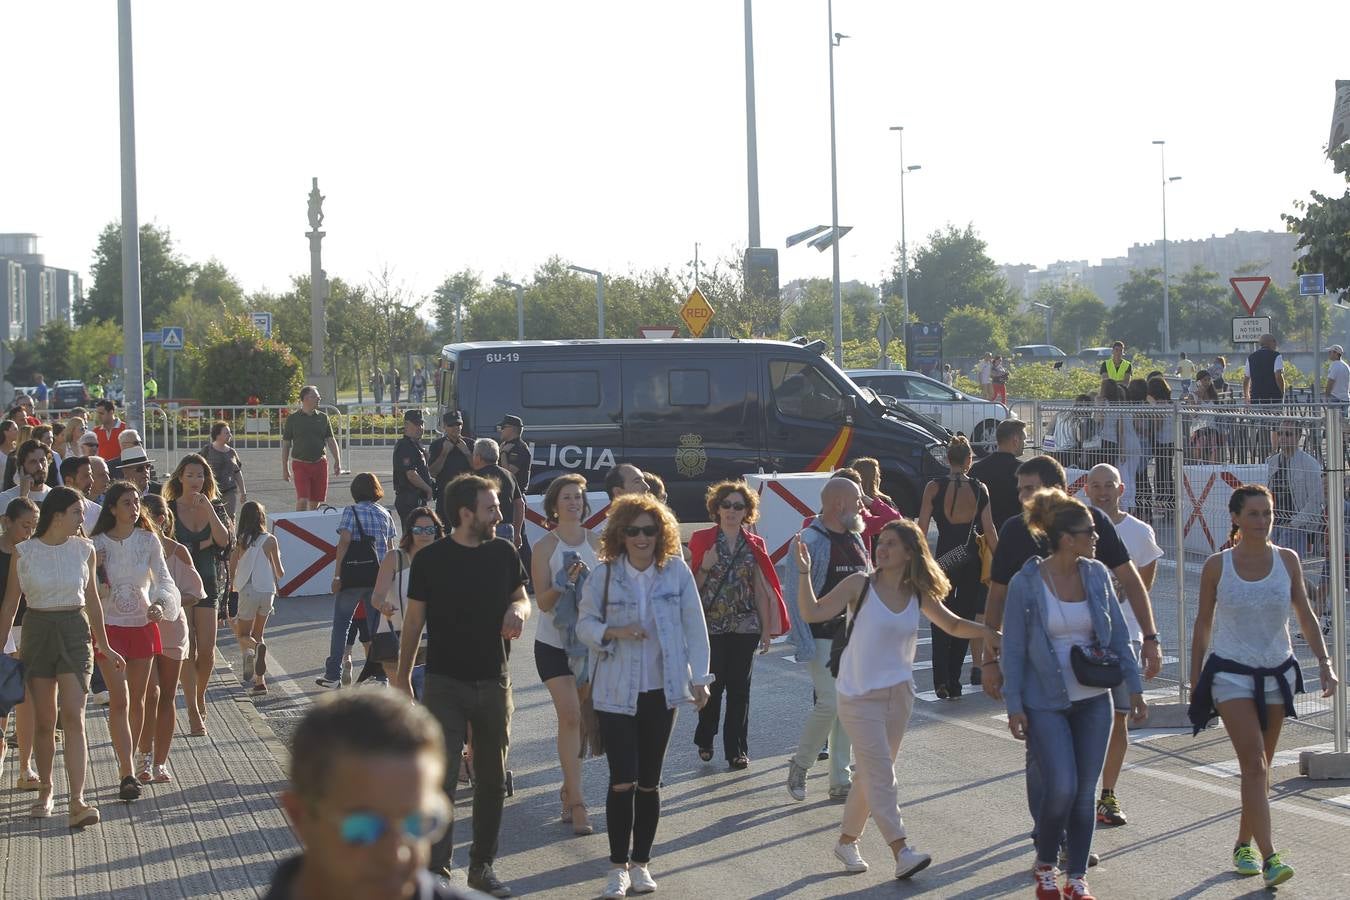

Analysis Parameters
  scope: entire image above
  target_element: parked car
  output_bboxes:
[1013,344,1067,362]
[1077,346,1115,367]
[50,380,90,410]
[845,368,1011,453]
[437,339,950,519]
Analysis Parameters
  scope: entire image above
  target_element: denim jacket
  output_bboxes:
[577,556,714,715]
[547,566,592,663]
[1002,555,1143,715]
[779,520,867,662]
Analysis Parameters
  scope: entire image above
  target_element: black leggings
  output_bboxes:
[931,572,981,691]
[598,690,676,865]
[693,632,758,760]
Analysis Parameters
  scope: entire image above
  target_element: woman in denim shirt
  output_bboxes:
[577,493,712,900]
[1002,489,1146,900]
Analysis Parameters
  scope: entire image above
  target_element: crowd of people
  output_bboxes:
[0,372,1341,899]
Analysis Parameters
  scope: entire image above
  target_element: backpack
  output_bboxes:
[340,507,381,588]
[826,575,872,678]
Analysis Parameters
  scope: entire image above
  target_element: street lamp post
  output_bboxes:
[1152,140,1182,356]
[117,0,145,437]
[826,2,848,366]
[495,278,525,340]
[1033,301,1053,345]
[889,126,921,359]
[567,265,605,339]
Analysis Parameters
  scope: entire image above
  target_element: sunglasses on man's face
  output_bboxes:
[719,501,747,511]
[337,809,449,847]
[622,525,660,538]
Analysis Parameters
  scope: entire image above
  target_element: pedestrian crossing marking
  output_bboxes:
[1190,743,1335,779]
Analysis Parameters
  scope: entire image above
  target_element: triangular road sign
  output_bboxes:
[1230,276,1271,315]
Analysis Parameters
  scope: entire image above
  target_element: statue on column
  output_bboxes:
[307,178,325,231]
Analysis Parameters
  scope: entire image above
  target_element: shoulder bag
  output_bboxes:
[0,654,24,710]
[340,507,381,588]
[1046,568,1124,689]
[826,575,872,678]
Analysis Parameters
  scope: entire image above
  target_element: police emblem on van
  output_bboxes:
[675,433,707,477]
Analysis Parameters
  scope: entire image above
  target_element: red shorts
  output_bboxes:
[292,458,329,502]
[105,623,162,660]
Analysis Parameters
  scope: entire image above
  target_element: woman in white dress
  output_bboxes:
[0,486,123,826]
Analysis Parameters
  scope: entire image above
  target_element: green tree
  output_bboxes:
[1283,143,1350,303]
[430,270,485,344]
[1107,268,1165,352]
[3,339,43,385]
[1057,289,1108,352]
[69,320,123,384]
[189,259,245,308]
[942,305,1006,358]
[36,321,73,378]
[1172,265,1229,351]
[247,278,314,374]
[79,222,195,326]
[186,314,302,405]
[888,224,1016,324]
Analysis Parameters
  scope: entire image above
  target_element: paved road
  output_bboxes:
[198,445,1350,897]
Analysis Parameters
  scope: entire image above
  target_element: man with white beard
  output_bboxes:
[782,478,871,802]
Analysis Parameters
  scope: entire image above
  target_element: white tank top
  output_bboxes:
[1041,579,1106,701]
[1213,547,1294,672]
[835,583,919,697]
[537,532,599,649]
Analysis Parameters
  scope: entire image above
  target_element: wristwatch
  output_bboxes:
[1142,634,1160,643]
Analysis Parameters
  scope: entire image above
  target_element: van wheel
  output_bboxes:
[883,477,919,518]
[972,419,999,454]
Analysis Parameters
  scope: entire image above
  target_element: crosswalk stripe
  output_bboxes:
[1190,743,1335,778]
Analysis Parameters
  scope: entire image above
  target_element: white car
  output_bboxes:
[846,369,1011,452]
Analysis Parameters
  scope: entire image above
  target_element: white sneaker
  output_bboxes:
[601,867,631,899]
[833,841,869,873]
[341,656,354,686]
[895,845,932,879]
[628,863,657,894]
[92,691,111,707]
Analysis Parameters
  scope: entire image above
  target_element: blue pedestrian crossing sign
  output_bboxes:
[161,326,184,351]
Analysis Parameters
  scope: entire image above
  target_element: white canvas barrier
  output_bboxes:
[744,472,833,565]
[1066,464,1265,554]
[271,509,346,597]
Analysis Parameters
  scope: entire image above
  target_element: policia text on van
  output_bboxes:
[434,339,949,522]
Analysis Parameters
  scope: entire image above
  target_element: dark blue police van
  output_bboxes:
[436,339,949,521]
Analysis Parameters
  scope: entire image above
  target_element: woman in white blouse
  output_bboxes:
[0,486,123,826]
[91,482,181,803]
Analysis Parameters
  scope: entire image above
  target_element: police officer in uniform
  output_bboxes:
[392,409,434,529]
[428,410,473,501]
[497,414,534,578]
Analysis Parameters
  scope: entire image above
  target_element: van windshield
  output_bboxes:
[769,360,849,422]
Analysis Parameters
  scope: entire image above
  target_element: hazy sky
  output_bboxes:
[6,1,1347,310]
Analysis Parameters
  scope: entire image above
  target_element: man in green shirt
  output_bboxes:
[145,373,159,400]
[282,385,342,510]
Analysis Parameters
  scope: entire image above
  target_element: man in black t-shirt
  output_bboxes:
[427,410,473,501]
[466,438,525,548]
[969,418,1026,529]
[398,474,528,898]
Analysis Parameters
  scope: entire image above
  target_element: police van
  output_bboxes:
[436,339,949,521]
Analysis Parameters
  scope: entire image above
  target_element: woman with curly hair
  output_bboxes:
[688,480,788,768]
[578,494,713,900]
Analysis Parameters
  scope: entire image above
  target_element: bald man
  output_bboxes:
[783,477,870,802]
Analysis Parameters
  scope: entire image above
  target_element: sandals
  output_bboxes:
[730,755,750,770]
[30,790,54,819]
[68,802,100,828]
[17,771,44,791]
[570,804,594,836]
[560,788,573,823]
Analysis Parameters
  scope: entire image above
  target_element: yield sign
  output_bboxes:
[1230,276,1271,315]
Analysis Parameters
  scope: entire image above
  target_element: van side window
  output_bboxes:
[770,361,847,421]
[669,370,710,407]
[522,371,600,408]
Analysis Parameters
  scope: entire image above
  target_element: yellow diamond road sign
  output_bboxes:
[680,288,715,338]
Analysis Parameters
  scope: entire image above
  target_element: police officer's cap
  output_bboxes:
[497,414,524,430]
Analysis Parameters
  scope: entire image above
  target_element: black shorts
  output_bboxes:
[534,640,572,683]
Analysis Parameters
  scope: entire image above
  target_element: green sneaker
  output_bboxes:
[1262,851,1294,888]
[1232,843,1261,877]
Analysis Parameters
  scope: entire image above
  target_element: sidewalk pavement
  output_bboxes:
[1,661,298,899]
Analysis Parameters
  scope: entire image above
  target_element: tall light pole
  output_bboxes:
[567,265,605,339]
[1153,140,1182,355]
[744,0,760,248]
[117,0,145,437]
[826,3,848,365]
[889,126,921,356]
[1033,301,1053,345]
[495,277,525,340]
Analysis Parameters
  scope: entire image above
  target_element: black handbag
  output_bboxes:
[1070,643,1124,688]
[340,508,381,588]
[826,576,871,678]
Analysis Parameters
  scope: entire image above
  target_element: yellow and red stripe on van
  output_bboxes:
[807,426,854,472]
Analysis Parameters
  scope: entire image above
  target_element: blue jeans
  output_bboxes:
[1026,693,1112,876]
[325,587,373,682]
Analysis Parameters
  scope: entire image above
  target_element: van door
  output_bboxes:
[621,354,762,517]
[471,353,622,493]
[763,357,857,476]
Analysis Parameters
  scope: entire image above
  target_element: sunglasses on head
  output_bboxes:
[719,500,746,511]
[337,809,448,847]
[622,525,660,538]
[410,525,439,536]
